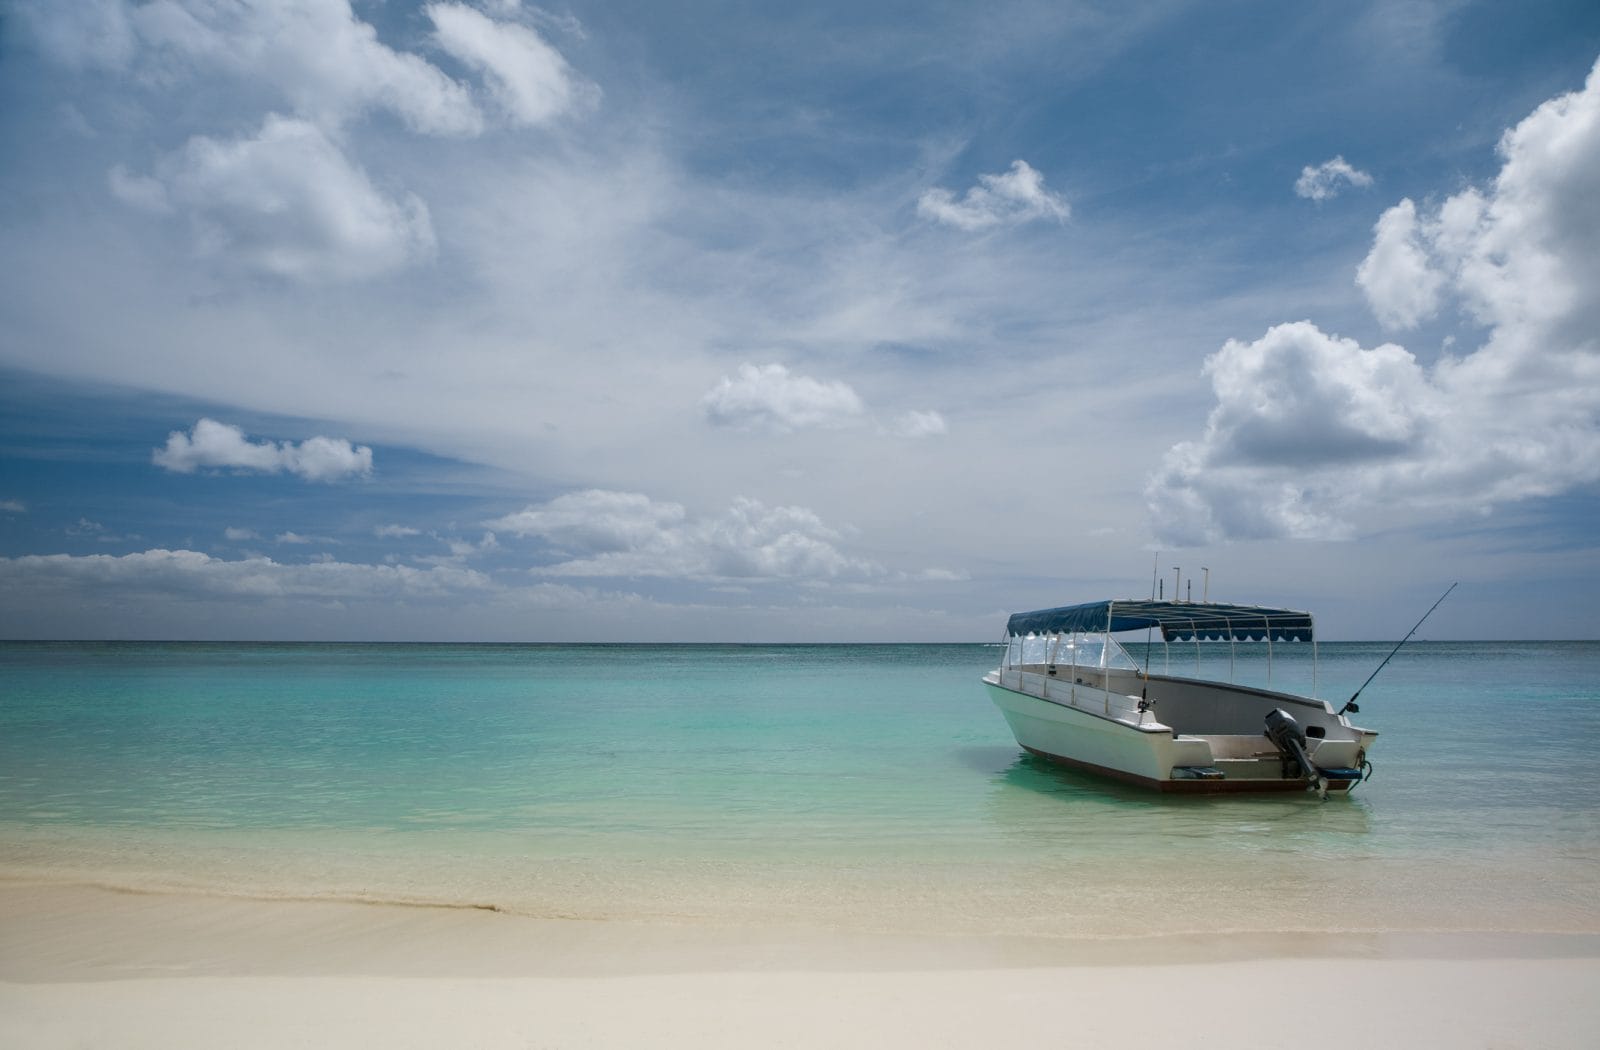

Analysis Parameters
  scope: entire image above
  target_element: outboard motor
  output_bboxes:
[1264,709,1328,798]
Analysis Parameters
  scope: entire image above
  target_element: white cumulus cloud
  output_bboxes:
[1355,198,1446,330]
[115,115,436,282]
[488,490,687,552]
[1147,321,1439,543]
[1294,155,1374,201]
[918,160,1069,231]
[1150,58,1600,546]
[487,490,880,581]
[702,363,866,432]
[154,419,374,482]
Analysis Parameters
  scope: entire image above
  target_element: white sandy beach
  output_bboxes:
[4,883,1598,1049]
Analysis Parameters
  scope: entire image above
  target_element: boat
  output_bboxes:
[982,599,1375,795]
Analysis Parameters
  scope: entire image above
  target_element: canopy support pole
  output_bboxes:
[1311,616,1319,698]
[1103,605,1114,715]
[1265,614,1274,687]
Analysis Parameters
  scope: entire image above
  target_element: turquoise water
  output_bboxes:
[2,641,1597,937]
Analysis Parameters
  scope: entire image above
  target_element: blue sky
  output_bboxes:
[2,0,1598,641]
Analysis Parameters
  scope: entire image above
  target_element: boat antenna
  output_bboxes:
[1338,582,1457,716]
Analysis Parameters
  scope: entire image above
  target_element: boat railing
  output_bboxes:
[997,665,1153,725]
[1121,643,1320,701]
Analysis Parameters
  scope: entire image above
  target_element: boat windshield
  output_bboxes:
[1006,632,1138,671]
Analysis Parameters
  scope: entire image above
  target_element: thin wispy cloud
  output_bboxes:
[0,549,493,601]
[275,531,338,546]
[428,2,594,126]
[49,0,484,133]
[419,531,500,567]
[886,410,948,439]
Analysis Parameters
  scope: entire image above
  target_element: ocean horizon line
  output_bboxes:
[1,636,1596,646]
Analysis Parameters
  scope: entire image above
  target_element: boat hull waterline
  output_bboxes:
[985,685,1350,790]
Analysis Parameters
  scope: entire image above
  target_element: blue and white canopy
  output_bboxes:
[1005,599,1314,643]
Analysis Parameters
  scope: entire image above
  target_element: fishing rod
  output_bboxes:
[1140,552,1159,699]
[1338,582,1457,716]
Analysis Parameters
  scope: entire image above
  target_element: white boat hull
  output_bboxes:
[984,673,1366,793]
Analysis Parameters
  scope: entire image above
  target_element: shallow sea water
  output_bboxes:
[2,641,1597,938]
